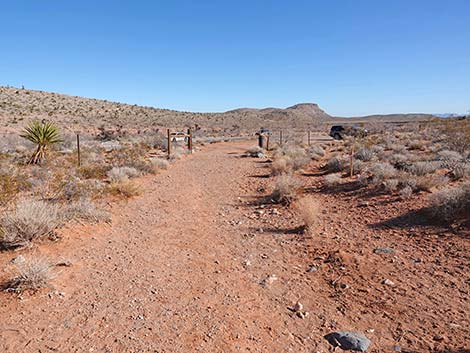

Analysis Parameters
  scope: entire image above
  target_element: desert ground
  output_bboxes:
[0,87,468,353]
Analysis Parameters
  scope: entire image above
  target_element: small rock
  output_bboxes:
[358,201,370,207]
[393,345,401,352]
[324,331,371,352]
[307,265,318,273]
[55,260,72,267]
[293,302,303,312]
[382,279,395,286]
[11,255,25,264]
[373,247,394,254]
[297,311,309,319]
[260,274,278,287]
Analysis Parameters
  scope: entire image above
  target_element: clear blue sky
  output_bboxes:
[1,0,469,116]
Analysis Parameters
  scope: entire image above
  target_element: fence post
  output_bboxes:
[76,133,81,167]
[187,128,192,153]
[308,131,311,146]
[266,134,270,151]
[350,144,354,178]
[167,129,171,159]
[280,130,283,146]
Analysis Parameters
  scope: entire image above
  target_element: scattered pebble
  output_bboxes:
[382,279,395,286]
[293,302,303,312]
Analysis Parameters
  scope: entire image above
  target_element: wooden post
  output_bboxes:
[76,133,81,167]
[266,134,270,151]
[350,144,354,178]
[167,129,171,158]
[308,131,311,146]
[187,128,192,153]
[280,130,283,146]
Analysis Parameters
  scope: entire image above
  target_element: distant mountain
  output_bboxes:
[0,86,440,135]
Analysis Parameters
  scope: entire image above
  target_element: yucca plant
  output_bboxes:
[20,120,62,164]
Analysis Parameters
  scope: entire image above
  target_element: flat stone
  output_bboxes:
[324,331,371,352]
[373,247,394,254]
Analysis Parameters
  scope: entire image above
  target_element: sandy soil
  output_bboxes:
[0,141,468,353]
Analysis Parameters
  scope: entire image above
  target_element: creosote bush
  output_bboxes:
[324,173,341,187]
[62,199,110,223]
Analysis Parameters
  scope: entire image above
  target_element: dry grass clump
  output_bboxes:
[324,173,342,186]
[294,196,320,230]
[406,161,441,176]
[430,183,470,222]
[78,163,110,180]
[4,256,54,293]
[0,168,30,205]
[107,180,141,198]
[399,186,413,198]
[107,166,140,182]
[355,147,375,162]
[271,174,303,204]
[62,199,110,223]
[271,157,292,175]
[170,146,186,160]
[147,158,169,173]
[308,145,325,160]
[0,199,61,249]
[407,140,425,150]
[415,175,449,192]
[370,162,397,184]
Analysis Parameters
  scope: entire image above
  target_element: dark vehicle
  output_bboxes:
[329,125,368,140]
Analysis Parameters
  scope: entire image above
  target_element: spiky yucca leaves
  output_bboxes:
[20,120,62,164]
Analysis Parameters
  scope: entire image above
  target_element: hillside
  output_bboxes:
[0,86,333,135]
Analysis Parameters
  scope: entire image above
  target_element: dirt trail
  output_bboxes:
[0,141,305,353]
[1,140,468,353]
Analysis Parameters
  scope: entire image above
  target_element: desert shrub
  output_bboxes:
[78,163,110,180]
[370,162,397,183]
[147,158,169,173]
[271,175,303,204]
[406,161,441,176]
[407,140,425,150]
[4,256,54,293]
[324,173,341,187]
[308,145,325,160]
[384,179,399,193]
[390,144,407,154]
[327,156,348,173]
[438,150,463,169]
[295,196,320,230]
[430,183,470,222]
[352,160,365,175]
[281,146,309,170]
[0,199,61,249]
[415,175,449,192]
[0,168,31,205]
[355,147,375,161]
[271,156,292,175]
[370,145,385,155]
[438,119,470,154]
[107,180,141,198]
[62,199,110,223]
[246,146,264,157]
[107,166,140,182]
[399,186,413,198]
[388,153,411,169]
[452,163,469,180]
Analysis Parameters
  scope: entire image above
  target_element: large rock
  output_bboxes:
[324,331,371,352]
